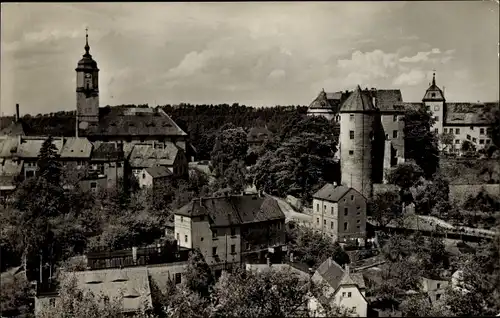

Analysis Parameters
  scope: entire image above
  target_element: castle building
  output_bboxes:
[307,72,497,199]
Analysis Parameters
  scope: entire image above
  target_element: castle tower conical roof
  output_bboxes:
[339,85,376,113]
[308,89,332,109]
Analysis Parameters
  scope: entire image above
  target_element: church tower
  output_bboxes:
[76,28,99,131]
[422,72,445,135]
[339,86,377,199]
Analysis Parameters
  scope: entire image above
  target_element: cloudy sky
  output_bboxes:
[1,2,499,116]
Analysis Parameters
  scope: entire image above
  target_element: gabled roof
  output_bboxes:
[309,90,333,110]
[314,258,366,292]
[61,267,152,313]
[339,85,376,113]
[0,120,27,137]
[91,141,124,160]
[313,183,359,202]
[175,194,285,227]
[145,166,172,179]
[13,137,63,159]
[374,90,403,112]
[81,106,187,137]
[128,142,179,168]
[60,137,93,158]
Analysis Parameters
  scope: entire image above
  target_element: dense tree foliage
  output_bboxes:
[368,191,403,228]
[403,106,439,178]
[414,172,451,216]
[251,115,339,202]
[285,222,349,269]
[387,162,424,204]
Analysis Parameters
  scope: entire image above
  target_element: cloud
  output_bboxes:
[393,69,426,86]
[338,50,398,80]
[268,69,286,80]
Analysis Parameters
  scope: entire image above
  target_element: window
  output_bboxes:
[351,195,354,201]
[176,233,179,241]
[436,294,441,300]
[142,173,146,179]
[231,244,236,254]
[231,227,236,236]
[467,135,471,140]
[434,128,439,134]
[344,208,348,216]
[347,292,352,297]
[331,221,334,229]
[486,139,491,144]
[25,170,35,178]
[117,162,122,168]
[349,114,354,122]
[342,292,346,297]
[200,237,204,241]
[212,247,217,256]
[212,230,217,239]
[357,207,361,215]
[317,218,319,224]
[480,128,485,135]
[393,130,398,139]
[434,105,439,111]
[331,207,334,215]
[175,273,182,284]
[437,283,441,289]
[349,130,354,140]
[435,116,439,122]
[353,307,357,312]
[90,182,97,192]
[324,205,326,211]
[431,93,436,97]
[472,137,477,143]
[50,298,56,307]
[180,216,184,222]
[344,222,348,231]
[357,219,361,224]
[349,150,354,155]
[393,114,398,122]
[357,225,360,229]
[479,139,484,144]
[184,235,188,243]
[323,219,326,225]
[470,126,474,130]
[455,128,460,134]
[317,204,319,211]
[443,128,447,133]
[455,139,460,144]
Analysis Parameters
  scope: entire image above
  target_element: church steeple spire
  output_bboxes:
[432,70,436,86]
[84,27,91,56]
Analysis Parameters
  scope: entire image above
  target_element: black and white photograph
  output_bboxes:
[0,2,499,317]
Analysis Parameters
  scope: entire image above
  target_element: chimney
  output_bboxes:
[266,255,271,267]
[372,96,376,107]
[290,252,294,263]
[328,257,332,267]
[132,246,138,264]
[15,104,20,122]
[345,264,350,275]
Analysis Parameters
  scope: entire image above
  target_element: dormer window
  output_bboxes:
[431,93,436,97]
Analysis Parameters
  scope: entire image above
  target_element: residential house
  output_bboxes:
[137,166,173,189]
[311,183,367,244]
[421,275,449,303]
[174,193,286,275]
[0,104,27,137]
[35,242,191,316]
[128,142,188,180]
[312,258,367,317]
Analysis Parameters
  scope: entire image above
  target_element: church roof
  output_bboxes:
[82,106,187,137]
[339,85,376,113]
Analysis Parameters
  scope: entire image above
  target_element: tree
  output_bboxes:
[37,136,62,184]
[182,249,215,298]
[461,140,476,155]
[484,102,500,148]
[414,172,451,216]
[286,224,349,269]
[368,191,402,228]
[210,124,249,178]
[400,294,451,317]
[438,132,455,153]
[404,106,439,178]
[387,162,424,205]
[252,132,338,202]
[0,270,32,316]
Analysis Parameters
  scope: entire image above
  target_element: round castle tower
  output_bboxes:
[339,85,377,199]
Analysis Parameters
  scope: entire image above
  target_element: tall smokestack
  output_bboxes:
[15,104,20,122]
